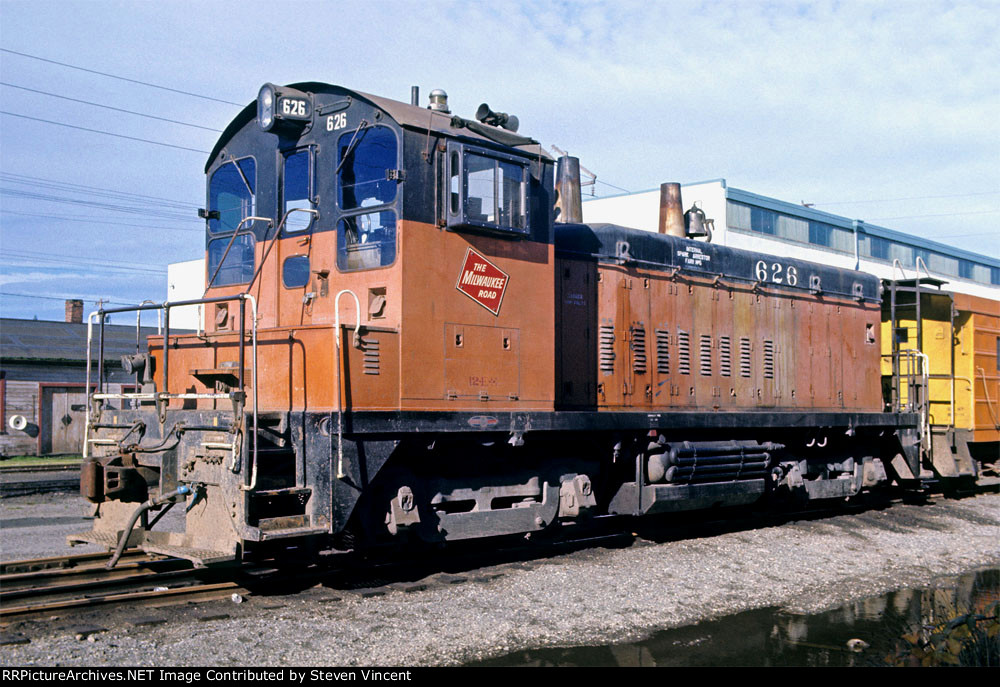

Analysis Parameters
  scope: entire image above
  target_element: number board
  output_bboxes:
[278,97,311,121]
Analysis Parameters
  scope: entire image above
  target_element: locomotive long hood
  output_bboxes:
[556,223,882,303]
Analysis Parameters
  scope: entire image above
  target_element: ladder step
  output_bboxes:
[254,487,311,497]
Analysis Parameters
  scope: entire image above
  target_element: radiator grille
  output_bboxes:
[699,334,712,376]
[720,336,732,377]
[678,330,690,375]
[763,340,775,379]
[655,329,669,375]
[740,337,752,378]
[362,337,380,375]
[630,325,647,374]
[599,325,615,373]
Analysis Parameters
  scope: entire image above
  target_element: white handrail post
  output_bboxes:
[334,289,361,480]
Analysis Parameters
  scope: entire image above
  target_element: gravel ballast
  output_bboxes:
[1,491,998,666]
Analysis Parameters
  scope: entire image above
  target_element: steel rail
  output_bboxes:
[0,554,174,586]
[1,564,202,601]
[0,549,152,575]
[0,581,244,621]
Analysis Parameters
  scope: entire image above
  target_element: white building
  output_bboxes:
[583,179,1000,301]
[166,259,205,330]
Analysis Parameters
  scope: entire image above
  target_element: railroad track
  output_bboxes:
[0,524,634,626]
[0,550,248,623]
[1,479,996,627]
[0,463,82,474]
[0,463,81,497]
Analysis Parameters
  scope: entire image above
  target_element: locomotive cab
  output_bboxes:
[73,83,562,565]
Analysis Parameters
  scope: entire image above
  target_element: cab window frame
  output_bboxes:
[446,141,530,237]
[334,122,400,273]
[336,210,397,273]
[336,124,399,212]
[281,254,311,289]
[206,155,257,287]
[207,232,257,287]
[281,147,316,234]
[208,156,257,235]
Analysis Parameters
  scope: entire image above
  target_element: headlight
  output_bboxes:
[258,83,276,131]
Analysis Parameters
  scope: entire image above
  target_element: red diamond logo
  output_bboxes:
[456,248,509,316]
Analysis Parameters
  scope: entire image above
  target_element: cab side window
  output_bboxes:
[336,125,398,271]
[446,143,528,236]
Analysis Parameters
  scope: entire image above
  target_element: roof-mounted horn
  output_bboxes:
[475,103,519,133]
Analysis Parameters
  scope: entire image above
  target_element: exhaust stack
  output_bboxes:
[658,182,685,237]
[555,156,583,224]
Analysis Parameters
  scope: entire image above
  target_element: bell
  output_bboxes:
[684,203,707,237]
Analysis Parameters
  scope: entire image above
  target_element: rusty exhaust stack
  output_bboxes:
[658,182,685,237]
[555,156,583,224]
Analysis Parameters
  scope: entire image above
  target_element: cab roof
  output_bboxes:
[206,81,552,172]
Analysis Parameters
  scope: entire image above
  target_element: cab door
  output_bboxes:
[276,147,317,327]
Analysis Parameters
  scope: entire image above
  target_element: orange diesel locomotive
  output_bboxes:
[75,83,966,566]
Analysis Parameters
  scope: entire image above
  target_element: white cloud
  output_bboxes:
[0,271,61,288]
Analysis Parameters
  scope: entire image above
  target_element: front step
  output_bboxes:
[140,531,237,567]
[67,530,126,550]
[140,542,236,568]
[257,525,329,541]
[246,486,324,540]
[250,487,311,525]
[67,529,237,567]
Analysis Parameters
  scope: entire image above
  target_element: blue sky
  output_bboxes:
[1,0,997,321]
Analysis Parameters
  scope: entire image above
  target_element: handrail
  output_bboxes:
[886,348,930,453]
[891,259,909,282]
[334,289,361,479]
[83,293,258,477]
[978,366,1000,430]
[133,300,160,409]
[136,300,162,335]
[244,207,319,294]
[915,255,933,282]
[205,215,272,292]
[84,310,98,459]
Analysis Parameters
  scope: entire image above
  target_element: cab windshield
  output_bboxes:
[209,158,255,234]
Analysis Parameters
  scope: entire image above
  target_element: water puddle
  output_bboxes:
[470,568,999,667]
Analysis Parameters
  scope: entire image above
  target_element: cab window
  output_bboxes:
[283,149,314,232]
[208,233,256,286]
[208,158,256,234]
[337,210,396,272]
[336,123,398,272]
[282,255,310,288]
[446,143,528,236]
[338,126,397,210]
